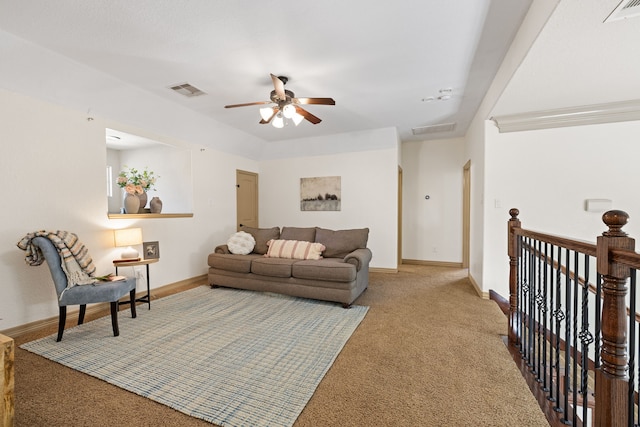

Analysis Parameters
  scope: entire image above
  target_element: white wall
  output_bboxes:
[462,0,559,290]
[401,138,465,263]
[0,88,258,330]
[483,119,640,297]
[260,130,399,270]
[0,29,265,160]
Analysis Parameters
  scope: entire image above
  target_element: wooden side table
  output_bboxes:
[113,258,159,309]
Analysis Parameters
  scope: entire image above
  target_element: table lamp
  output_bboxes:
[114,227,143,259]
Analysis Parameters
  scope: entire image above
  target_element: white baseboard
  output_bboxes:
[467,273,489,299]
[402,259,463,268]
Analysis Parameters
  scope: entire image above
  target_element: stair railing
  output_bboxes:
[508,208,640,427]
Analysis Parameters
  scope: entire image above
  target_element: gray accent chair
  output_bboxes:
[32,237,137,341]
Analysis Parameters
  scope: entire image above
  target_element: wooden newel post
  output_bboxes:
[595,210,634,427]
[1,334,14,427]
[508,208,521,346]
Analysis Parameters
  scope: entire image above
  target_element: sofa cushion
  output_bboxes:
[280,226,316,242]
[227,231,255,255]
[292,259,357,282]
[265,239,325,260]
[315,228,369,258]
[207,253,262,273]
[251,258,296,278]
[239,226,280,255]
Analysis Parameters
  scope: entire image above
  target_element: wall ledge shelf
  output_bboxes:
[108,213,193,219]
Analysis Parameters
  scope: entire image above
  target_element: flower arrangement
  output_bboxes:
[117,166,158,195]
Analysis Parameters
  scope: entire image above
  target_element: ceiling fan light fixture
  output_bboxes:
[272,112,285,128]
[260,107,274,121]
[292,112,304,126]
[282,103,296,119]
[226,73,335,128]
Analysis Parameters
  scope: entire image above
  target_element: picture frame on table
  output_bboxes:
[143,241,160,260]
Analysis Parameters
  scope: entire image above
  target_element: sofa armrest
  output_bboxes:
[344,248,372,271]
[215,244,231,254]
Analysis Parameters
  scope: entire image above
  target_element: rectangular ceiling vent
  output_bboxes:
[412,122,456,135]
[604,0,640,22]
[169,82,206,97]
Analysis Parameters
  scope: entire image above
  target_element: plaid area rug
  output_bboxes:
[21,286,369,427]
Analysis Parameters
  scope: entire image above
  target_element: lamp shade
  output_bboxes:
[260,107,274,121]
[282,104,296,119]
[114,228,143,247]
[272,112,285,128]
[292,112,304,126]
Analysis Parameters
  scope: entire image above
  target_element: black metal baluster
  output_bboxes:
[527,239,535,369]
[628,270,636,427]
[531,238,539,376]
[536,239,543,382]
[595,273,602,370]
[548,244,557,404]
[562,248,572,423]
[515,235,521,350]
[542,242,550,392]
[571,250,579,427]
[520,237,526,356]
[517,235,523,350]
[578,255,593,426]
[521,237,529,356]
[553,246,564,414]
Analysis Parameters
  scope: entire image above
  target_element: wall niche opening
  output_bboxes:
[106,128,193,216]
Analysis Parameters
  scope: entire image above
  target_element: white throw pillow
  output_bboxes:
[227,231,256,255]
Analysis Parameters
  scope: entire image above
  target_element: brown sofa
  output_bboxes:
[207,226,372,307]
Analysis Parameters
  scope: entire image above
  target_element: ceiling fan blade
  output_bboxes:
[259,107,278,124]
[295,97,335,106]
[270,73,286,101]
[295,106,322,124]
[224,101,272,108]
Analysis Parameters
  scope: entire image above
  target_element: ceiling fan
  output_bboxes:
[224,74,335,128]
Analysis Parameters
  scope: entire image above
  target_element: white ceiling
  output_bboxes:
[493,0,640,116]
[0,0,531,144]
[1,0,638,146]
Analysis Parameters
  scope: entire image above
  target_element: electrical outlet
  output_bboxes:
[136,270,143,279]
[432,246,437,253]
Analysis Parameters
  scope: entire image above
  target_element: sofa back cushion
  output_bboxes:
[239,226,280,255]
[315,227,369,258]
[265,239,325,260]
[280,227,316,242]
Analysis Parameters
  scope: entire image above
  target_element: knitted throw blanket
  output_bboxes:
[17,230,97,288]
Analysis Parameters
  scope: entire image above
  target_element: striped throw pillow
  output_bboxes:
[265,239,325,260]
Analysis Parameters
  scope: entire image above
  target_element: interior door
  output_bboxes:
[236,170,259,230]
[397,166,403,267]
[462,160,471,268]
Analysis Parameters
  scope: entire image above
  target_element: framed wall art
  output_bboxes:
[300,176,341,211]
[143,241,160,259]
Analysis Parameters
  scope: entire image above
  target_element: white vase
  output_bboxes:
[124,193,140,214]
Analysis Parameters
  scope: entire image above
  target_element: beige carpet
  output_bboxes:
[12,265,549,426]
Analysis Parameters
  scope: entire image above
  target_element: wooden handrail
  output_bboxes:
[514,227,597,257]
[610,247,640,271]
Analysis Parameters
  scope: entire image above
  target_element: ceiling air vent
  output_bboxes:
[604,0,640,22]
[169,83,206,97]
[412,122,456,135]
